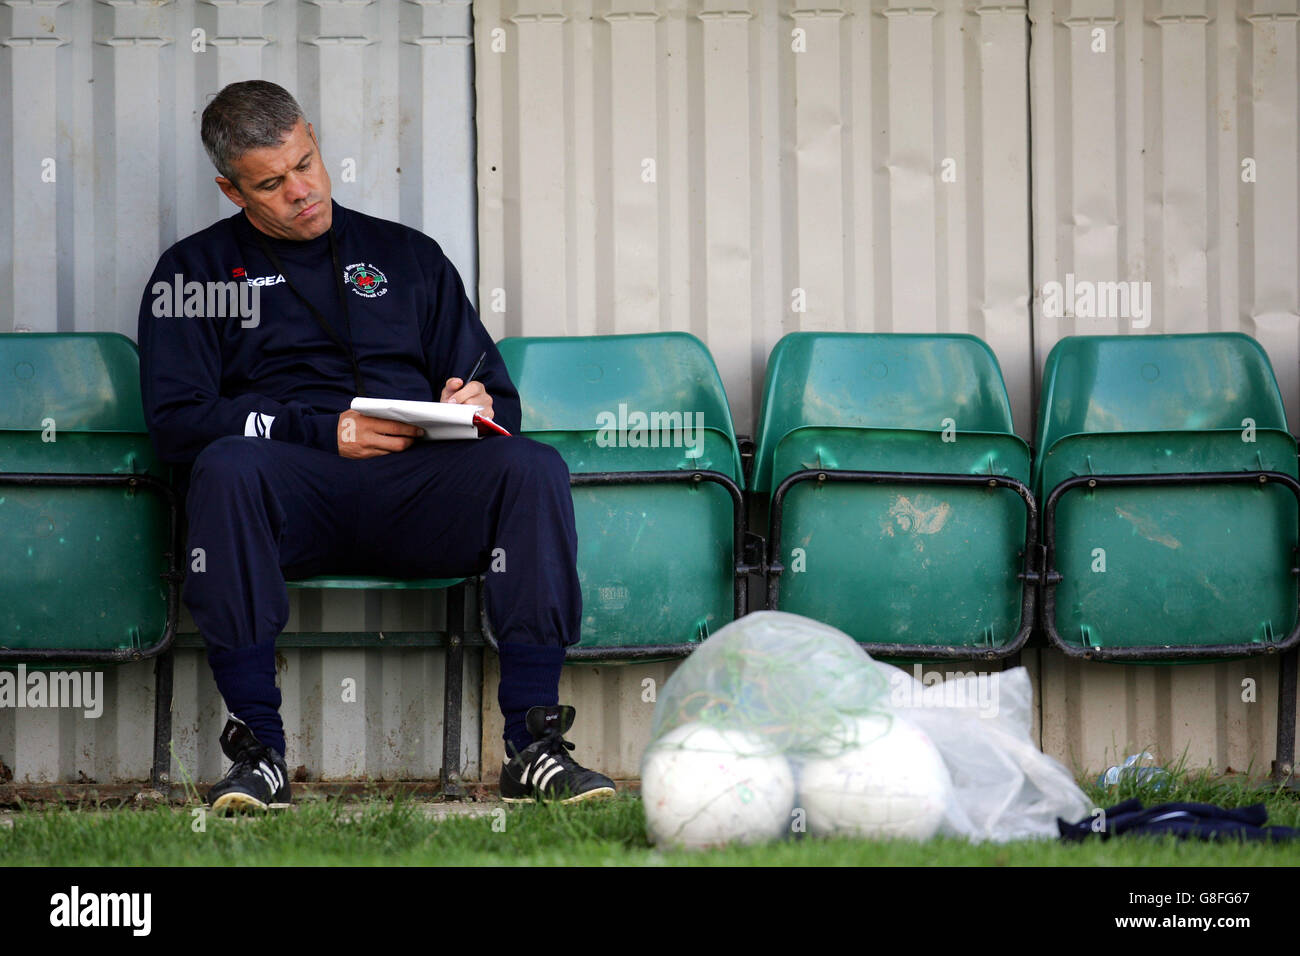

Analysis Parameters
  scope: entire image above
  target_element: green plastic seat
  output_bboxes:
[498,333,743,654]
[1035,333,1299,654]
[0,333,174,657]
[753,333,1033,656]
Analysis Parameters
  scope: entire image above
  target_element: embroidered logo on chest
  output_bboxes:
[344,263,389,298]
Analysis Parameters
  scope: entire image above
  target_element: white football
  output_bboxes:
[796,713,952,840]
[642,722,796,850]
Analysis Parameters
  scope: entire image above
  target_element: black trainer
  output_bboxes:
[500,705,616,804]
[206,716,291,814]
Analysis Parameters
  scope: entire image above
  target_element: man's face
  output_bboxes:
[216,117,332,240]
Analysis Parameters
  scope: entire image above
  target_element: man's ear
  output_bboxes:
[215,175,247,209]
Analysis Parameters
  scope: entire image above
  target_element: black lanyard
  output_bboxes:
[249,225,367,398]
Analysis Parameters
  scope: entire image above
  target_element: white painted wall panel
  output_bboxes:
[1030,0,1299,414]
[0,645,481,784]
[1,0,479,327]
[476,0,1035,433]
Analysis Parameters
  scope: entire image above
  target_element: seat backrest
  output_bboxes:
[0,332,170,655]
[1036,333,1289,450]
[0,332,147,432]
[1033,333,1294,495]
[752,332,1019,492]
[498,332,743,484]
[0,332,159,475]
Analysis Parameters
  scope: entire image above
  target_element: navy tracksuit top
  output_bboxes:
[134,202,572,759]
[136,200,521,474]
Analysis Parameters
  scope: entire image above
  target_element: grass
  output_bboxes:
[2,768,1300,866]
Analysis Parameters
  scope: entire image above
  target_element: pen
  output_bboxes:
[462,351,487,386]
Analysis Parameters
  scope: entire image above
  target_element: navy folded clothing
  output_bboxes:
[1058,798,1299,842]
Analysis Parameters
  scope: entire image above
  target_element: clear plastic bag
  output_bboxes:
[641,611,1091,848]
[876,655,1092,842]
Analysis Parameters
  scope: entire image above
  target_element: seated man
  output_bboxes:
[137,79,613,811]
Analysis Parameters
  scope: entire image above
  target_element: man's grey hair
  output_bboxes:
[201,80,306,185]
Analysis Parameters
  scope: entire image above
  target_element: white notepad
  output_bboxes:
[349,397,511,440]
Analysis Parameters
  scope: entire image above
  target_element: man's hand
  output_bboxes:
[440,377,495,420]
[337,410,423,459]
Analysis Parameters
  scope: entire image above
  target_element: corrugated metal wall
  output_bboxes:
[0,0,485,784]
[3,643,483,785]
[0,0,480,333]
[475,0,1035,436]
[475,0,1300,779]
[1031,0,1299,421]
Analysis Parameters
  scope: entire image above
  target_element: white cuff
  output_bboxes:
[244,412,276,439]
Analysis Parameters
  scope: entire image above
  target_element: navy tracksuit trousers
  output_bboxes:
[181,431,581,758]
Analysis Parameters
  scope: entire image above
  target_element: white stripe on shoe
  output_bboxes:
[522,754,556,786]
[536,764,565,791]
[255,762,281,795]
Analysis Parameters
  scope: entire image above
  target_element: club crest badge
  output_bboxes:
[344,263,389,298]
